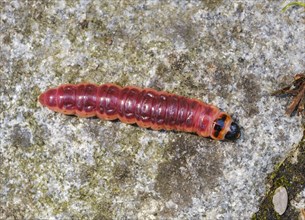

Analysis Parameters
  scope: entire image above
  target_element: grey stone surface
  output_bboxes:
[0,0,304,219]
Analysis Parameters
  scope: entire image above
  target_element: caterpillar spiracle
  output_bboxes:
[39,83,240,141]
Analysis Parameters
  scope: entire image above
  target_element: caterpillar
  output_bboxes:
[39,83,240,141]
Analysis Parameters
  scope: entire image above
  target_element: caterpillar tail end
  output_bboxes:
[225,122,240,141]
[38,93,46,106]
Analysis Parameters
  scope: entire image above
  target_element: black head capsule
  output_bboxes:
[225,122,240,141]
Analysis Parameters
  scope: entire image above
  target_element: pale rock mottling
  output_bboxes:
[0,0,304,219]
[291,188,305,210]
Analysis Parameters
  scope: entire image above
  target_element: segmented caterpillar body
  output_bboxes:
[39,83,240,140]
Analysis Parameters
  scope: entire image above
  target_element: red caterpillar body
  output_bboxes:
[39,83,240,140]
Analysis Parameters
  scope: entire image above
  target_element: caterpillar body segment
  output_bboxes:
[39,83,240,141]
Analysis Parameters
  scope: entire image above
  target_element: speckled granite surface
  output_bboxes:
[0,0,304,219]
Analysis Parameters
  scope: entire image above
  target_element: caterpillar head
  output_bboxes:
[211,113,240,141]
[225,121,240,141]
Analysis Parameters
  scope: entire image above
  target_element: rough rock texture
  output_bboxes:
[0,0,304,219]
[253,136,305,219]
